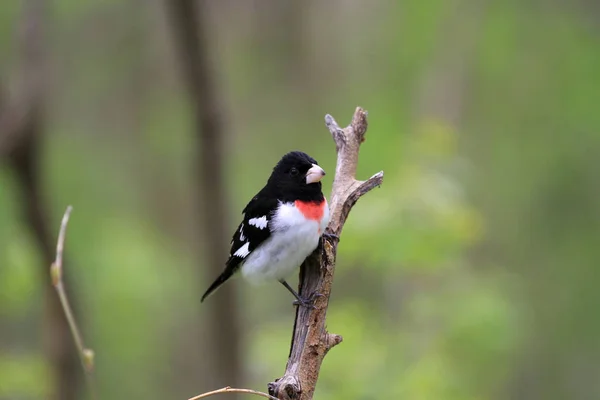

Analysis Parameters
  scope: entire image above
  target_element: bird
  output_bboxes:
[201,151,330,307]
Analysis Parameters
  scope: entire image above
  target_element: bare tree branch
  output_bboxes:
[50,207,97,397]
[188,386,279,400]
[268,107,384,400]
[51,207,95,373]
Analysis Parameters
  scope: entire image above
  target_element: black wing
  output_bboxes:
[200,195,277,302]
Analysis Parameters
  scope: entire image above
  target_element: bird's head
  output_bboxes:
[268,151,326,201]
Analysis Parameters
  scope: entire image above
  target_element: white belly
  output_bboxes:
[241,200,329,283]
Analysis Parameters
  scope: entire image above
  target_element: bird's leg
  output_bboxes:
[279,280,322,308]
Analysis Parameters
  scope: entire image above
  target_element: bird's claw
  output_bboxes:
[322,232,340,243]
[292,292,324,309]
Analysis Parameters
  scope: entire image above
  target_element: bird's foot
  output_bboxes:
[280,280,324,309]
[322,231,340,243]
[292,291,324,309]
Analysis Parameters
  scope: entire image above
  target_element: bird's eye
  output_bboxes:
[290,167,299,176]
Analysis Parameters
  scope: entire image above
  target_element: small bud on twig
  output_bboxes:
[50,206,97,399]
[83,348,95,372]
[50,262,61,286]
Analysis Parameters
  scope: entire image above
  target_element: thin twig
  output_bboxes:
[53,206,71,273]
[50,206,96,397]
[188,386,279,400]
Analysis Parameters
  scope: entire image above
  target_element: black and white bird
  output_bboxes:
[201,151,330,307]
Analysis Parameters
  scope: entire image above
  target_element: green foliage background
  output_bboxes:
[1,1,599,399]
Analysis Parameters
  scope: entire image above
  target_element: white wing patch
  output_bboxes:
[234,242,250,258]
[248,216,268,229]
[241,201,323,283]
[239,223,245,241]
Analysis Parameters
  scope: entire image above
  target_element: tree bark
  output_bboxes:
[268,107,384,400]
[166,0,243,390]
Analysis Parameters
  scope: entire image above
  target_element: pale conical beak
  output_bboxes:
[306,164,326,184]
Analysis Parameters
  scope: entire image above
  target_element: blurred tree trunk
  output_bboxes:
[8,113,80,400]
[166,0,243,393]
[251,0,309,84]
[0,1,81,400]
[414,0,489,126]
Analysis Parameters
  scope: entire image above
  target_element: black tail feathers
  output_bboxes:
[201,269,234,302]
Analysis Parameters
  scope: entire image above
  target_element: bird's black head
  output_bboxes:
[266,151,326,202]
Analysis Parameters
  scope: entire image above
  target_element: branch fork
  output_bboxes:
[267,107,384,400]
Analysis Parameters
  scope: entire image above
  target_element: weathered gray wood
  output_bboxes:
[268,107,384,400]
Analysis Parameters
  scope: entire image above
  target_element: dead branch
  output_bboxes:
[188,386,279,400]
[50,206,97,398]
[268,107,384,399]
[50,207,96,374]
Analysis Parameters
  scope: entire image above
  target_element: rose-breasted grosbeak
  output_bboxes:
[201,151,330,307]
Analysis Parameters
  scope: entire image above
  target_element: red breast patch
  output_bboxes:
[295,199,326,221]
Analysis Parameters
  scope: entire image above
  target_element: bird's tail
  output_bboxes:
[201,269,234,302]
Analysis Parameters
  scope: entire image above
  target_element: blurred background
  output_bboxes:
[1,0,599,399]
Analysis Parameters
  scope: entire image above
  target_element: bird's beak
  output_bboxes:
[306,164,326,184]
